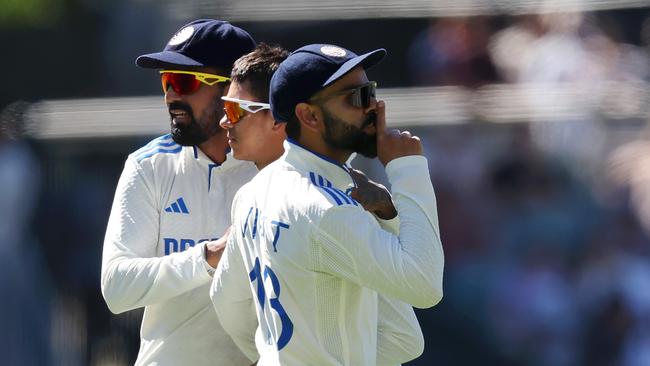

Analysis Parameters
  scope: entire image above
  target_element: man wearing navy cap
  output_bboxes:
[101,19,258,366]
[212,44,445,365]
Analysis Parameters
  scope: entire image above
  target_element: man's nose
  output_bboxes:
[165,86,183,105]
[219,114,233,129]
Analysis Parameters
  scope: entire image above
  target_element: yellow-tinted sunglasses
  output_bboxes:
[160,70,231,95]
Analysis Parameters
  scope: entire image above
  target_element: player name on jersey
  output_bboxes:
[241,206,290,253]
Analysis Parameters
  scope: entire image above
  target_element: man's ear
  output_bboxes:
[295,103,320,133]
[271,120,286,133]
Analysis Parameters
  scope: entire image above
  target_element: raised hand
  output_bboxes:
[348,168,397,220]
[375,100,423,166]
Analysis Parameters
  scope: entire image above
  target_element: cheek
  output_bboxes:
[329,107,363,128]
[242,124,267,148]
[211,99,225,118]
[195,89,224,119]
[197,103,226,128]
[350,112,367,127]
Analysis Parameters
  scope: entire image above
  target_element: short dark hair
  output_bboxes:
[231,43,289,103]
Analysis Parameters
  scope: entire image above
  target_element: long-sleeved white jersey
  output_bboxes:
[212,140,444,365]
[101,134,257,366]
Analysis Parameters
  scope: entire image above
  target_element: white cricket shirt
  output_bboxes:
[213,140,444,366]
[101,134,257,366]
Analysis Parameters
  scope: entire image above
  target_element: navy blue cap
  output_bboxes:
[270,44,386,123]
[136,19,256,69]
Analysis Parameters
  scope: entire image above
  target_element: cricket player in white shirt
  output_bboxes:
[212,43,444,365]
[100,19,258,366]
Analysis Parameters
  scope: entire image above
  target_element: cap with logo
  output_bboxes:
[269,44,386,123]
[135,19,256,69]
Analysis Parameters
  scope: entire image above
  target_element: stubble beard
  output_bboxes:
[169,101,222,146]
[321,106,378,158]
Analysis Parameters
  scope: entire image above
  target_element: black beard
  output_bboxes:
[321,106,377,158]
[168,102,209,146]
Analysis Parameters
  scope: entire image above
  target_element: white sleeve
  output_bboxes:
[376,294,424,366]
[375,211,422,365]
[376,215,400,235]
[313,155,444,308]
[100,157,212,314]
[211,233,259,363]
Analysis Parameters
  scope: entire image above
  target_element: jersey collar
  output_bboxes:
[283,139,354,189]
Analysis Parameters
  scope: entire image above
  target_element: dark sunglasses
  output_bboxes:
[311,81,377,109]
[160,70,230,96]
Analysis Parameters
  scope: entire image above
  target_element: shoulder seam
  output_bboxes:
[308,171,358,207]
[133,134,181,162]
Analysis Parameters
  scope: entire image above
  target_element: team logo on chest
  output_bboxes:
[164,197,190,214]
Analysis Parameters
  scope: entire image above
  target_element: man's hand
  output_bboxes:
[205,226,232,268]
[348,168,397,220]
[375,100,423,166]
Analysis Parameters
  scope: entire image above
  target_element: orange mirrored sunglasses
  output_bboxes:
[222,96,270,124]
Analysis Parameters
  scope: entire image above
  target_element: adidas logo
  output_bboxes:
[165,197,189,214]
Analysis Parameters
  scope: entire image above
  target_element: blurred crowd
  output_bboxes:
[408,11,650,87]
[416,123,650,366]
[3,8,650,366]
[405,10,650,365]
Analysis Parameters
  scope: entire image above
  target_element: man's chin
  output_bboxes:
[171,130,207,146]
